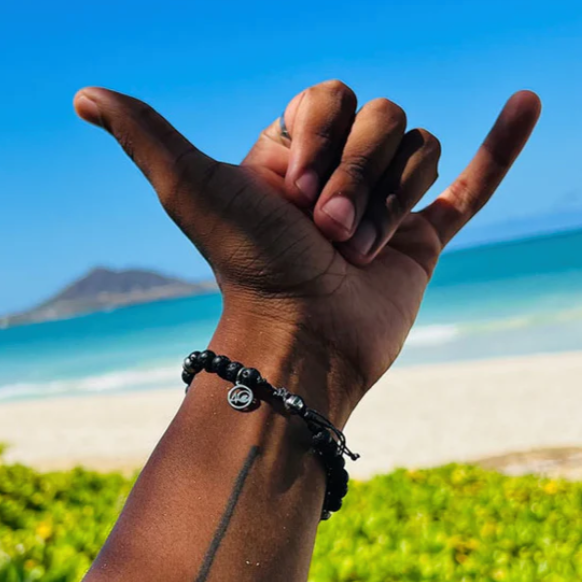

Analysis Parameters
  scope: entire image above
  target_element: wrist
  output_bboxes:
[210,299,361,429]
[175,314,347,535]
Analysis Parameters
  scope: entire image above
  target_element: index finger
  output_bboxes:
[420,90,542,247]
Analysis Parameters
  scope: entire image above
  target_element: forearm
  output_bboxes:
[83,311,355,582]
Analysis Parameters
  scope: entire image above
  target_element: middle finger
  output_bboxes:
[313,98,407,242]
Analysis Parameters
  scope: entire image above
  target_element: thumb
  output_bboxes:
[74,87,224,246]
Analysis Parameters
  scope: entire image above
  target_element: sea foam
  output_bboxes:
[0,365,177,402]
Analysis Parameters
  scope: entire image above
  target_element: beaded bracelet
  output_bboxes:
[181,349,359,520]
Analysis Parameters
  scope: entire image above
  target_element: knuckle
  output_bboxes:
[312,126,335,146]
[172,144,198,172]
[319,79,357,108]
[112,99,157,160]
[366,97,393,115]
[416,128,442,158]
[340,154,372,183]
[132,99,156,123]
[365,99,407,132]
[447,178,480,214]
[122,96,159,129]
[386,191,405,219]
[390,103,407,132]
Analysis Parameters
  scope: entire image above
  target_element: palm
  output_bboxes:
[203,163,440,389]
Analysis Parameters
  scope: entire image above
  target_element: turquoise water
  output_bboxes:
[1,228,581,402]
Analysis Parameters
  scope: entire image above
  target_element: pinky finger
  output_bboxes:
[420,91,542,248]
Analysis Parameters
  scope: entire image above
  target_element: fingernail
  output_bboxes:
[322,196,356,234]
[75,94,102,127]
[295,170,319,203]
[350,220,377,256]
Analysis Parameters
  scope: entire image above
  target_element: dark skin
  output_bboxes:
[74,81,541,581]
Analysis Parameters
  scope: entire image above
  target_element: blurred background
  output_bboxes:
[1,1,582,580]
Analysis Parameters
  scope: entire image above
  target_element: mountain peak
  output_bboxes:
[3,267,217,327]
[86,266,117,276]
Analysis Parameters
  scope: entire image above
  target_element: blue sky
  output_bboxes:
[1,0,582,314]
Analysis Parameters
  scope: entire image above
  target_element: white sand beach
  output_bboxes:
[1,351,581,478]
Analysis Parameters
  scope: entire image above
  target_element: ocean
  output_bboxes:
[1,228,581,403]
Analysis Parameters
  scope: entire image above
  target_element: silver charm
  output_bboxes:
[227,384,255,411]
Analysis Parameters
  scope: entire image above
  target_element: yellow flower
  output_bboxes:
[35,521,53,539]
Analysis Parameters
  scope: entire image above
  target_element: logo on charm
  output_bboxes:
[227,384,255,411]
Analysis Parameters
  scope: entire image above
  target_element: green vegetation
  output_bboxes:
[312,466,582,582]
[0,462,133,582]
[1,459,582,581]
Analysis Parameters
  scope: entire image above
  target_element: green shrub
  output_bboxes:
[1,461,582,581]
[311,466,582,581]
[0,463,133,581]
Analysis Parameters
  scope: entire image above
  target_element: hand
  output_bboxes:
[74,81,540,425]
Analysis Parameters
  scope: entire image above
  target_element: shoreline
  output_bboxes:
[1,350,582,478]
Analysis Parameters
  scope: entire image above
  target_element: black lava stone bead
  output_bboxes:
[312,430,333,448]
[327,455,346,471]
[199,350,216,372]
[335,468,349,485]
[325,495,343,513]
[224,361,244,382]
[211,355,230,377]
[182,369,194,386]
[312,432,338,456]
[237,367,262,388]
[187,351,204,373]
[329,478,348,498]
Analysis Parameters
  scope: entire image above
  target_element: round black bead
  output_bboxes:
[312,430,333,448]
[187,351,204,373]
[211,355,230,378]
[312,431,338,456]
[324,494,343,513]
[327,455,346,471]
[182,369,194,386]
[183,357,200,375]
[338,467,349,482]
[183,358,193,373]
[224,361,243,382]
[329,477,348,498]
[199,350,216,372]
[237,367,262,388]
